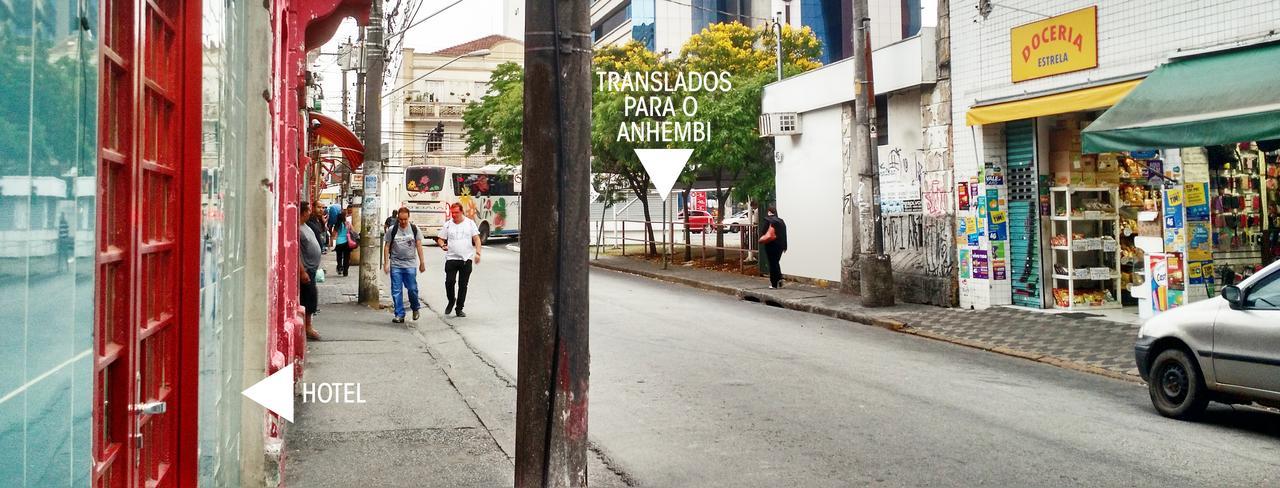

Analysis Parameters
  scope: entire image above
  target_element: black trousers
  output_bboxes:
[335,245,352,274]
[444,259,473,310]
[766,247,784,287]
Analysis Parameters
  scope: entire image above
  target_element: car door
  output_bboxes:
[1212,267,1280,393]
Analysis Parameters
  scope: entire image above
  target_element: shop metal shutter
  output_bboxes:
[1006,120,1043,308]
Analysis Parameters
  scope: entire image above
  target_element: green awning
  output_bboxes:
[1081,42,1280,153]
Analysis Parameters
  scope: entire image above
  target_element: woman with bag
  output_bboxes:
[331,207,357,276]
[758,207,788,289]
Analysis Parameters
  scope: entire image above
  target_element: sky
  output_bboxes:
[312,0,514,121]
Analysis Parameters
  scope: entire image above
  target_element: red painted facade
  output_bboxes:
[266,0,370,480]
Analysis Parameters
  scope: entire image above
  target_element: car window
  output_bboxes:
[1244,272,1280,310]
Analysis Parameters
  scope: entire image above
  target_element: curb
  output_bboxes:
[590,259,1143,385]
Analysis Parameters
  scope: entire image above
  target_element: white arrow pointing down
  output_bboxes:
[634,149,693,201]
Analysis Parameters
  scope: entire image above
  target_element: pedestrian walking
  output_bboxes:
[327,201,342,227]
[56,214,73,271]
[330,206,356,276]
[435,202,482,317]
[759,207,788,289]
[383,207,426,323]
[298,202,322,340]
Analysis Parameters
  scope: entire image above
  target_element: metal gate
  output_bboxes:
[1006,120,1043,308]
[94,0,198,486]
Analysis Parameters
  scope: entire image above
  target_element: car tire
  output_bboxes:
[1147,348,1210,420]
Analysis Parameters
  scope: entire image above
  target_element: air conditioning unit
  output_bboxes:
[758,112,801,137]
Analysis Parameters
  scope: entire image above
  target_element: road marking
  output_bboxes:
[506,244,521,253]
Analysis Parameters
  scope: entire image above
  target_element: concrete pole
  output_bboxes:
[851,0,894,306]
[515,0,591,486]
[341,67,349,127]
[358,1,384,306]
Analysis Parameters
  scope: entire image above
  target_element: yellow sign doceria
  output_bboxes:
[1010,6,1098,83]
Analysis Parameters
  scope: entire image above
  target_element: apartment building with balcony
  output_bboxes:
[384,35,523,212]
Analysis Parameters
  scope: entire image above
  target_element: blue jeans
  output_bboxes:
[389,267,420,318]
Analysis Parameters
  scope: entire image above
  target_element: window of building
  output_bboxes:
[901,0,921,38]
[591,2,631,43]
[632,0,655,50]
[875,94,888,146]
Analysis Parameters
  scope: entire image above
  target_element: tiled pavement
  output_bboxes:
[591,254,1143,381]
[885,307,1140,378]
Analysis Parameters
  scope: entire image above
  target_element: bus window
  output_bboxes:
[405,166,445,194]
[453,172,517,197]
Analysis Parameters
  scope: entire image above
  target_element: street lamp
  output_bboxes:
[773,0,791,81]
[380,49,491,104]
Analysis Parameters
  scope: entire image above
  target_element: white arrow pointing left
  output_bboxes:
[243,363,295,422]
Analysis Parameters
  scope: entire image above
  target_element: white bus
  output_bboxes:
[402,164,521,244]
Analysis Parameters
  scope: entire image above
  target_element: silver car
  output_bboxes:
[1135,259,1280,419]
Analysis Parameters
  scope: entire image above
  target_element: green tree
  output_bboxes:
[591,41,670,256]
[674,22,821,261]
[462,62,524,167]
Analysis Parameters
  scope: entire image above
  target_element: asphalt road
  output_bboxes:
[419,242,1280,487]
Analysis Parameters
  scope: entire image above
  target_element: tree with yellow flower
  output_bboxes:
[672,22,822,262]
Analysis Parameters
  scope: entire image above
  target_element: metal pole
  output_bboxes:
[773,18,783,81]
[851,0,894,306]
[515,0,591,485]
[662,199,668,269]
[358,2,384,306]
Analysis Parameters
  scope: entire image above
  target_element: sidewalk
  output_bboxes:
[290,260,631,487]
[590,255,1142,382]
[285,270,511,487]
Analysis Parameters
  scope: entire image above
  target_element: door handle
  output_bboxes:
[131,401,167,415]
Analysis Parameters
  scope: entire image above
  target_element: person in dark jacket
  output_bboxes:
[306,201,329,253]
[759,207,788,288]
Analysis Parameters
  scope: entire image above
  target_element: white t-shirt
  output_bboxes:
[439,218,480,261]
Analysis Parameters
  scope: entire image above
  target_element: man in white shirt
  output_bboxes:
[436,202,482,317]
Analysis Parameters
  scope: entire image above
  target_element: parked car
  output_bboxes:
[722,210,750,233]
[678,210,715,233]
[1134,259,1280,419]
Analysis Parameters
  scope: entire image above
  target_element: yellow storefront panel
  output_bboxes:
[965,79,1140,126]
[1010,6,1098,83]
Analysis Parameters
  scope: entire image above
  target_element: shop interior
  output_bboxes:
[1010,113,1279,321]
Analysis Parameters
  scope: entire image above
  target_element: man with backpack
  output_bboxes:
[383,207,426,323]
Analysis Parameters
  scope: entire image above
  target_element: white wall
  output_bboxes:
[774,106,844,282]
[762,57,855,114]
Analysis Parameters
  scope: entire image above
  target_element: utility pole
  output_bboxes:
[849,0,894,306]
[515,0,590,486]
[354,31,365,134]
[358,1,384,306]
[341,68,349,126]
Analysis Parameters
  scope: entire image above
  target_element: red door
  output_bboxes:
[94,0,199,486]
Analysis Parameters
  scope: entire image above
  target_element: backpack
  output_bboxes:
[387,223,420,244]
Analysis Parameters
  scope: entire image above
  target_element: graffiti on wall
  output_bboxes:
[884,214,954,278]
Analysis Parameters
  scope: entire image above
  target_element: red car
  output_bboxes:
[679,210,715,233]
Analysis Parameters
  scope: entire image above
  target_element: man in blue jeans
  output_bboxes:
[382,207,426,323]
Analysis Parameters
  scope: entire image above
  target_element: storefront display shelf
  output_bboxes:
[1052,274,1121,280]
[1050,186,1113,192]
[1049,187,1122,313]
[1051,215,1119,221]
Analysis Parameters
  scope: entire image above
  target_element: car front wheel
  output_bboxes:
[1147,348,1209,420]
